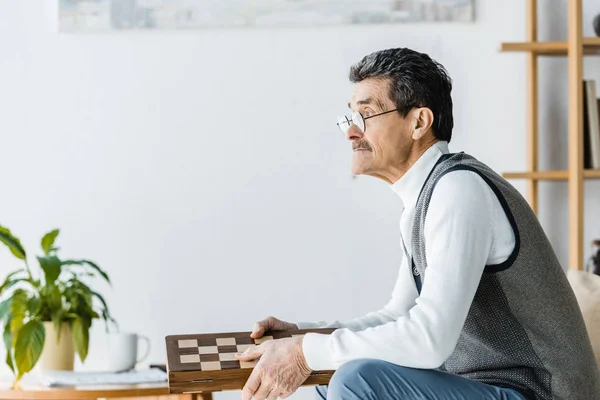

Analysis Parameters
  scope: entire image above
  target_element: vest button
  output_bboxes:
[413,267,420,276]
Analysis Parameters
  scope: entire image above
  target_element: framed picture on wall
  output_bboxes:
[58,0,474,33]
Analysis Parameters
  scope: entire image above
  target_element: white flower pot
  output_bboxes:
[38,321,75,371]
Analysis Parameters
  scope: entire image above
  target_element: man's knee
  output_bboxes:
[327,359,384,399]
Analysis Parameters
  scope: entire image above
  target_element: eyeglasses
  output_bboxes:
[337,109,398,135]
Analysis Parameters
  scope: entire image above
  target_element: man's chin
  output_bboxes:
[351,152,374,175]
[350,163,369,176]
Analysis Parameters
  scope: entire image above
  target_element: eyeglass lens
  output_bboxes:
[337,112,365,135]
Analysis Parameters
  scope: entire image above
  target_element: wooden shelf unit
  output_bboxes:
[499,0,597,270]
[500,37,600,55]
[503,169,600,180]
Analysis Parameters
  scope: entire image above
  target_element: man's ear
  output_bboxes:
[411,107,434,140]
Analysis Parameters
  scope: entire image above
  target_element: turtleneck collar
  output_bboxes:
[390,141,449,207]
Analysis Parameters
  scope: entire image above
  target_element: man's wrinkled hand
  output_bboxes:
[234,336,312,400]
[251,316,298,339]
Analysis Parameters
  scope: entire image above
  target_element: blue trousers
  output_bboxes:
[315,359,528,400]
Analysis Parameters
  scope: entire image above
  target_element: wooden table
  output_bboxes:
[0,381,213,400]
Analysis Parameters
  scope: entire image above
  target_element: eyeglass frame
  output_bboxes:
[337,108,399,135]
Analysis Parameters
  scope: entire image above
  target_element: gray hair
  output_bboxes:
[349,48,454,142]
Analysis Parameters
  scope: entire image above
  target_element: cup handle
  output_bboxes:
[137,335,151,363]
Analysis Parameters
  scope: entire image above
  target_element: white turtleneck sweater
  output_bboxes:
[297,141,516,371]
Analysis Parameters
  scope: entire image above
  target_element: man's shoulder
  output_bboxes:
[431,152,501,185]
[429,166,496,208]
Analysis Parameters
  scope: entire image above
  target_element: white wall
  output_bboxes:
[1,1,599,399]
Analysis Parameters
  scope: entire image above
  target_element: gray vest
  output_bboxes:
[410,152,600,400]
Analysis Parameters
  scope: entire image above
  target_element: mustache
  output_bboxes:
[352,140,372,151]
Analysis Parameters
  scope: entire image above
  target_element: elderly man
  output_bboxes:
[234,48,600,400]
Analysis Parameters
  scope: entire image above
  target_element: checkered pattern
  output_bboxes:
[166,328,337,395]
[175,334,306,371]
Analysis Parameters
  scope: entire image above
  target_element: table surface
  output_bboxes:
[0,381,173,399]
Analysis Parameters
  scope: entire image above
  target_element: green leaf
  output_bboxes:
[65,281,93,313]
[14,320,45,381]
[9,290,29,345]
[26,296,40,316]
[37,256,62,286]
[0,270,26,295]
[0,226,26,260]
[47,285,62,309]
[51,309,63,344]
[41,229,59,255]
[0,279,33,301]
[78,294,93,316]
[91,291,109,313]
[0,279,28,295]
[72,317,89,362]
[37,285,62,323]
[0,298,11,322]
[91,290,113,329]
[62,260,111,286]
[3,320,15,374]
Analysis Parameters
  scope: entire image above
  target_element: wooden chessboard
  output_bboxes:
[165,328,336,394]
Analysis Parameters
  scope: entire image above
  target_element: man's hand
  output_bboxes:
[251,316,298,339]
[235,336,311,400]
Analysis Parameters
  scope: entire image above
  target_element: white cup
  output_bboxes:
[107,332,150,372]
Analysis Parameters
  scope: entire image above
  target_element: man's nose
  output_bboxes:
[346,123,363,141]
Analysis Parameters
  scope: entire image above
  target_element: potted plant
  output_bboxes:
[0,225,115,386]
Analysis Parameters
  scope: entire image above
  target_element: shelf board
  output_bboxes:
[500,37,600,55]
[503,169,600,180]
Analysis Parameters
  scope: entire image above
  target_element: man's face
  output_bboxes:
[346,78,413,180]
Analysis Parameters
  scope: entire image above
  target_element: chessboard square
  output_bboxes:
[254,336,274,344]
[197,337,218,346]
[180,354,200,364]
[240,360,258,369]
[235,336,254,345]
[201,361,222,371]
[216,337,236,346]
[220,360,241,369]
[219,352,237,362]
[237,344,254,353]
[178,347,201,355]
[200,353,220,362]
[217,345,237,353]
[178,339,198,348]
[198,346,218,355]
